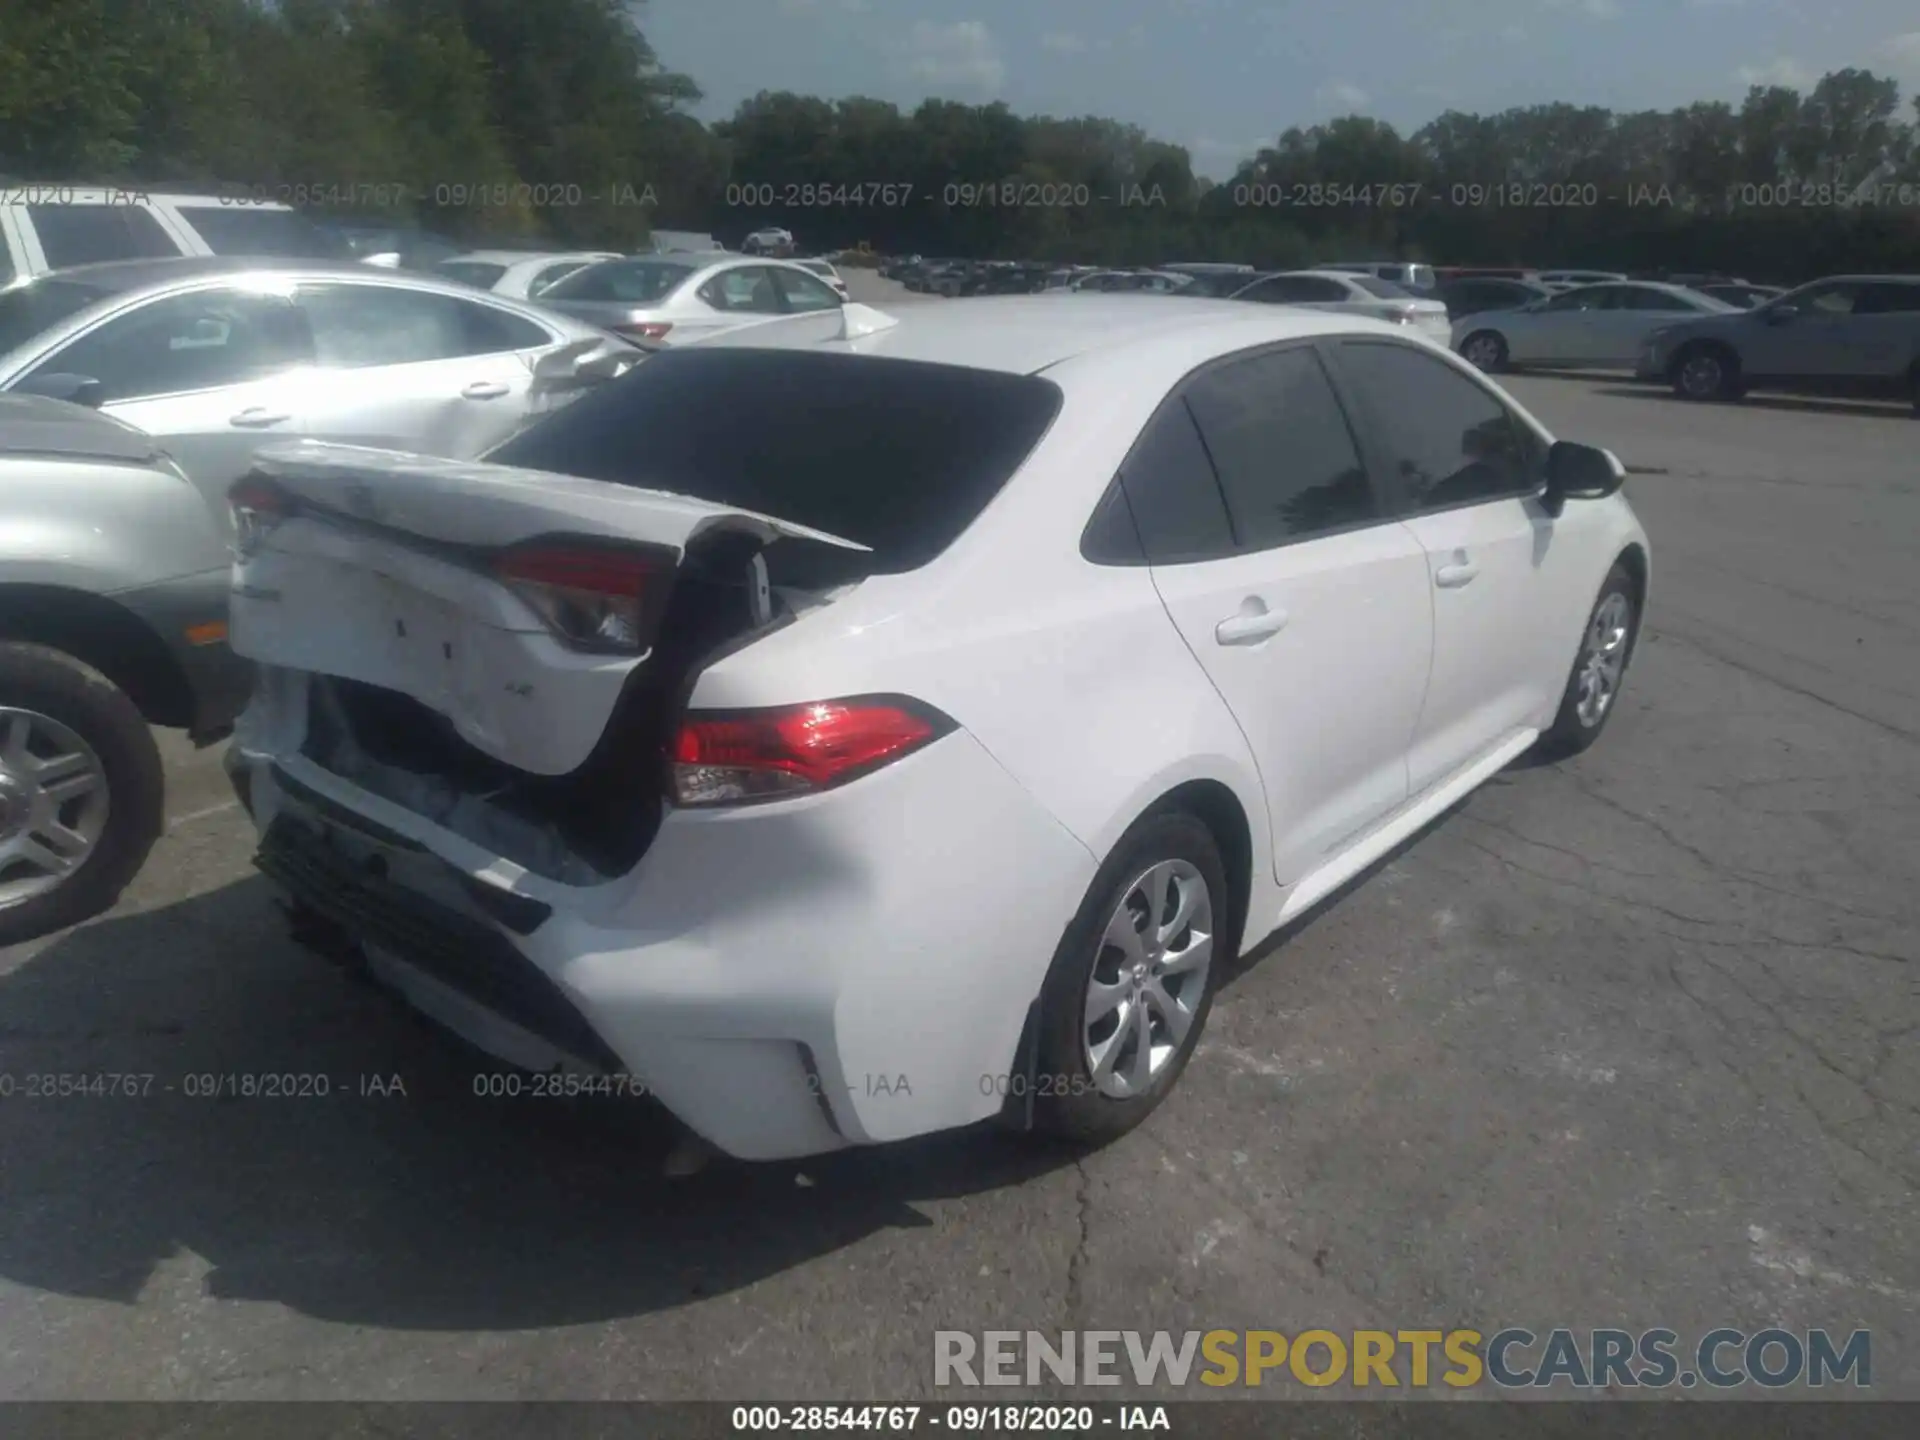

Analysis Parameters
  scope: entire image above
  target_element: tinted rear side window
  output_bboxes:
[29,205,178,268]
[173,205,342,258]
[1183,347,1376,548]
[436,261,510,290]
[486,349,1063,576]
[1106,399,1233,563]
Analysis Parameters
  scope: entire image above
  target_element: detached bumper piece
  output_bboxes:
[253,814,622,1073]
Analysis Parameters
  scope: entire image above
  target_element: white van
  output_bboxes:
[0,185,344,282]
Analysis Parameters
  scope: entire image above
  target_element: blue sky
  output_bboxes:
[642,0,1920,176]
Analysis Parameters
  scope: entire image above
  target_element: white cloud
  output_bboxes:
[1039,32,1087,54]
[1735,56,1814,88]
[892,20,1007,92]
[1544,0,1622,17]
[1316,80,1370,109]
[1884,31,1920,77]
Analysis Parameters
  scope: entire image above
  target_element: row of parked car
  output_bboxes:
[879,252,1920,410]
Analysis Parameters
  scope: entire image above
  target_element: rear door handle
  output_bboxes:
[461,381,510,400]
[1435,561,1479,588]
[229,408,291,428]
[1215,603,1289,645]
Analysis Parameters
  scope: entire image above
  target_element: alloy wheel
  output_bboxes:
[1678,353,1724,399]
[0,707,111,909]
[1574,592,1633,728]
[1462,334,1504,370]
[1082,859,1214,1099]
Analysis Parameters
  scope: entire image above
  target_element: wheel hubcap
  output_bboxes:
[0,707,110,909]
[1574,592,1633,728]
[1680,356,1721,396]
[1465,337,1500,368]
[1082,858,1214,1099]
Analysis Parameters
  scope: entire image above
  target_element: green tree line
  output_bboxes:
[4,0,1918,277]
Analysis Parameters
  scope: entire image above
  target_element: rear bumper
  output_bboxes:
[229,722,1096,1161]
[116,567,254,742]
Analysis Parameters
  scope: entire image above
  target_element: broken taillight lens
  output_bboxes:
[229,474,293,557]
[494,543,662,654]
[670,697,954,806]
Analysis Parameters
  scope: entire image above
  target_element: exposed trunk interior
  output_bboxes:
[299,529,813,885]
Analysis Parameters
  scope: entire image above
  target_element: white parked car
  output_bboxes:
[0,185,346,282]
[0,256,640,505]
[795,258,851,301]
[1229,270,1452,345]
[534,253,844,345]
[1452,280,1737,372]
[432,250,622,300]
[1317,261,1439,293]
[743,227,796,255]
[224,296,1649,1162]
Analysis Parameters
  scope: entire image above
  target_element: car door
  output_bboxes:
[1844,282,1920,382]
[1127,343,1434,885]
[1741,280,1867,380]
[691,265,788,338]
[1584,285,1696,364]
[1325,339,1564,796]
[1515,285,1610,364]
[9,285,312,519]
[294,281,561,458]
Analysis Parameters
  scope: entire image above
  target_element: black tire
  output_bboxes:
[1028,811,1233,1143]
[1671,342,1742,401]
[1536,563,1640,760]
[1458,330,1509,373]
[0,642,165,946]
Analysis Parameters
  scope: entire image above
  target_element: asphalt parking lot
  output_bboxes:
[1,276,1915,1401]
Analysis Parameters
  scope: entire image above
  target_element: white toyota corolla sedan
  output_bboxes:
[223,296,1650,1162]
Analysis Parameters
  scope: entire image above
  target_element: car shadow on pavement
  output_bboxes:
[1589,385,1912,420]
[0,875,1077,1331]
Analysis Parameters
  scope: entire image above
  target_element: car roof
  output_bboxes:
[690,294,1396,375]
[0,394,163,466]
[12,254,405,295]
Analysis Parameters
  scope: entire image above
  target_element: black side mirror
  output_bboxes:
[14,372,107,407]
[1763,303,1798,324]
[1541,440,1625,517]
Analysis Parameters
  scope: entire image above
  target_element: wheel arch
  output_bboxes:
[1135,777,1255,956]
[0,585,193,728]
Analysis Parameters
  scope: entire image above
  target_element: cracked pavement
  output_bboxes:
[0,284,1914,1400]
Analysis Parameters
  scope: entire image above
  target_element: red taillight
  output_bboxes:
[494,542,662,654]
[228,474,292,555]
[613,321,673,340]
[670,698,952,806]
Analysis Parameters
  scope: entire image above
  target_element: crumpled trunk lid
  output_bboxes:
[228,440,864,777]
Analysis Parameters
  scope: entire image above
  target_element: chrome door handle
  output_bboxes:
[461,381,510,400]
[1215,605,1289,645]
[1435,562,1479,588]
[229,408,291,427]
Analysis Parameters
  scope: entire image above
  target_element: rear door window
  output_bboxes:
[1857,283,1920,314]
[1093,398,1235,564]
[485,348,1063,577]
[28,205,180,268]
[298,284,549,366]
[771,267,841,313]
[700,267,783,314]
[1182,345,1378,549]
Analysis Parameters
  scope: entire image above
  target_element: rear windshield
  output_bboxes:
[1352,276,1412,298]
[435,261,509,290]
[173,205,346,259]
[542,259,693,304]
[0,279,110,358]
[486,349,1063,576]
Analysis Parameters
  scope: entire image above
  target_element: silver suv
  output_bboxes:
[0,396,249,944]
[1635,274,1920,410]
